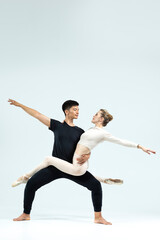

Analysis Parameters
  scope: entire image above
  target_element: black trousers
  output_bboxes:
[23,166,102,214]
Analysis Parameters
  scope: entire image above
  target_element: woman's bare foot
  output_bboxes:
[13,213,30,221]
[94,212,112,225]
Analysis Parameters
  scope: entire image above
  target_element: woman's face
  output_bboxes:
[91,110,103,124]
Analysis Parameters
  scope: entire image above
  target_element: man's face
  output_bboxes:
[65,105,79,119]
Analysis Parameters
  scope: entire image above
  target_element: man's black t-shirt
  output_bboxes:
[48,119,84,163]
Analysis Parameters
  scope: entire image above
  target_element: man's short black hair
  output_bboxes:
[62,100,79,114]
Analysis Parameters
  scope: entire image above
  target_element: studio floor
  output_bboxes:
[0,214,160,240]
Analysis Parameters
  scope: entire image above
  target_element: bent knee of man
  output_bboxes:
[26,176,41,190]
[26,177,36,189]
[92,179,102,191]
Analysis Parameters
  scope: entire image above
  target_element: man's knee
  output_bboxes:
[26,177,35,189]
[94,179,102,191]
[89,178,102,192]
[26,175,40,191]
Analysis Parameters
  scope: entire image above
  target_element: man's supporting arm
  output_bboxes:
[8,99,50,127]
[77,152,91,165]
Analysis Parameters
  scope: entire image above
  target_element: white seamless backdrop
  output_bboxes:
[0,0,160,219]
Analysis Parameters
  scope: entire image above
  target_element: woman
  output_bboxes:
[12,108,156,187]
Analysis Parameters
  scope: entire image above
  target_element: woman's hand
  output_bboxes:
[138,145,156,155]
[8,99,21,107]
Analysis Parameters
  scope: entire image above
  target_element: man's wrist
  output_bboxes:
[18,103,23,108]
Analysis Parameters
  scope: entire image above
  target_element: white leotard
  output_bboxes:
[78,126,138,151]
[26,125,138,179]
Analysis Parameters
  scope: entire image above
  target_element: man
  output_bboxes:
[8,98,112,225]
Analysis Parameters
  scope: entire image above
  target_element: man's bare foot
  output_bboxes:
[13,213,30,221]
[94,217,112,225]
[94,212,112,225]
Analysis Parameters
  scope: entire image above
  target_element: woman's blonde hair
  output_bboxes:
[100,109,113,126]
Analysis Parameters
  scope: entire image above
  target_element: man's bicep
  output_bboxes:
[37,113,50,127]
[48,118,51,128]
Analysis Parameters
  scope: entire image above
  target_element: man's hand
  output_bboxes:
[8,99,21,107]
[8,98,50,127]
[77,152,91,165]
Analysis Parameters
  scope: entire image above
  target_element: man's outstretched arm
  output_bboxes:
[8,99,50,127]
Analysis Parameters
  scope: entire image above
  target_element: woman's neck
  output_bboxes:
[95,123,103,128]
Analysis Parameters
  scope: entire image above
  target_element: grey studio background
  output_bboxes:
[0,0,160,220]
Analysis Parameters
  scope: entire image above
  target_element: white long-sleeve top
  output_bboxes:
[78,126,138,151]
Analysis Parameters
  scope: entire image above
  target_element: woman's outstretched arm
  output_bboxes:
[137,144,156,155]
[8,99,50,127]
[104,132,156,155]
